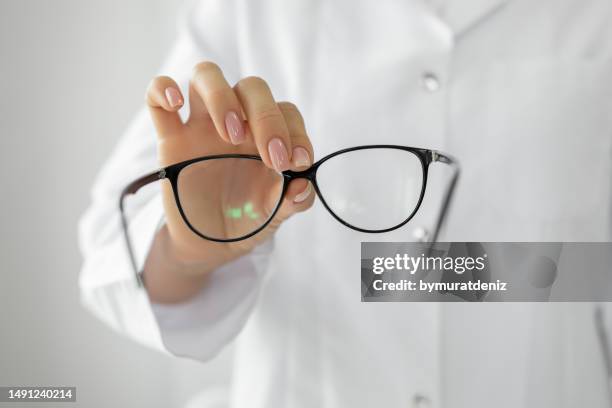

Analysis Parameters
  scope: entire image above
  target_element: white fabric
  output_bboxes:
[79,0,612,407]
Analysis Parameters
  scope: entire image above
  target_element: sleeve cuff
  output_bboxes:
[80,187,274,361]
[150,239,274,361]
[79,194,167,351]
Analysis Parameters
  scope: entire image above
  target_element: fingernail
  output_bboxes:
[294,183,312,204]
[225,111,246,145]
[268,138,290,172]
[292,147,311,168]
[164,87,183,108]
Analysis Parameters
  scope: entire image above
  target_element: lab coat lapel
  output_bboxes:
[441,0,509,36]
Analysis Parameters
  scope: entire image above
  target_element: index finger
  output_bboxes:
[191,62,247,145]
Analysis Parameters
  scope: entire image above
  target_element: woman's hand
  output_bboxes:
[143,62,315,303]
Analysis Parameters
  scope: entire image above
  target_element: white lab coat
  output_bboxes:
[78,0,612,407]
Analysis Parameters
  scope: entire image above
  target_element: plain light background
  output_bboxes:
[1,1,610,407]
[0,1,230,406]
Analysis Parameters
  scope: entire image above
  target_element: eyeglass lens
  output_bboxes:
[176,157,284,240]
[315,148,424,231]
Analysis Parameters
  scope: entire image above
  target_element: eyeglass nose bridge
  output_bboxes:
[282,166,317,181]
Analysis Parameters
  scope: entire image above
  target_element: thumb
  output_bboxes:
[268,179,315,227]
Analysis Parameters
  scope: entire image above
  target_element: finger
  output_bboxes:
[277,102,314,206]
[187,79,208,123]
[278,102,313,170]
[234,76,292,172]
[145,76,185,138]
[268,179,315,229]
[191,61,246,145]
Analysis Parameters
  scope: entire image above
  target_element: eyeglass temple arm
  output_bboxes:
[429,151,460,243]
[119,169,167,287]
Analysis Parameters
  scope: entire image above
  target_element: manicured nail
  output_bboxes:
[294,183,312,204]
[292,147,310,168]
[268,138,290,172]
[164,87,183,108]
[225,111,246,144]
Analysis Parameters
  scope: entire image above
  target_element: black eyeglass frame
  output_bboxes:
[120,145,459,286]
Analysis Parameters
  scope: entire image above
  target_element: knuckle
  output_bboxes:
[252,106,284,126]
[192,61,221,78]
[278,101,305,124]
[238,75,267,89]
[277,101,299,113]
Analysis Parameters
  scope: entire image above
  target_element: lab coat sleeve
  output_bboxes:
[78,0,271,361]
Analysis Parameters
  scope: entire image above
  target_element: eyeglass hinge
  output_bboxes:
[430,151,440,162]
[158,169,167,179]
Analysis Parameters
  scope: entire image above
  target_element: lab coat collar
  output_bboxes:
[441,0,509,37]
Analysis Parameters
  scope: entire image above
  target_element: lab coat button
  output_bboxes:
[413,227,430,242]
[422,72,440,92]
[412,394,432,408]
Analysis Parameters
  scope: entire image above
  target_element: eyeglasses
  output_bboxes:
[120,145,459,283]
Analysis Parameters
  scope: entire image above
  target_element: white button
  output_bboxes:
[413,394,432,408]
[413,227,430,242]
[422,72,440,92]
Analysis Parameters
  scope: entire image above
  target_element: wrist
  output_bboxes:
[143,225,213,303]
